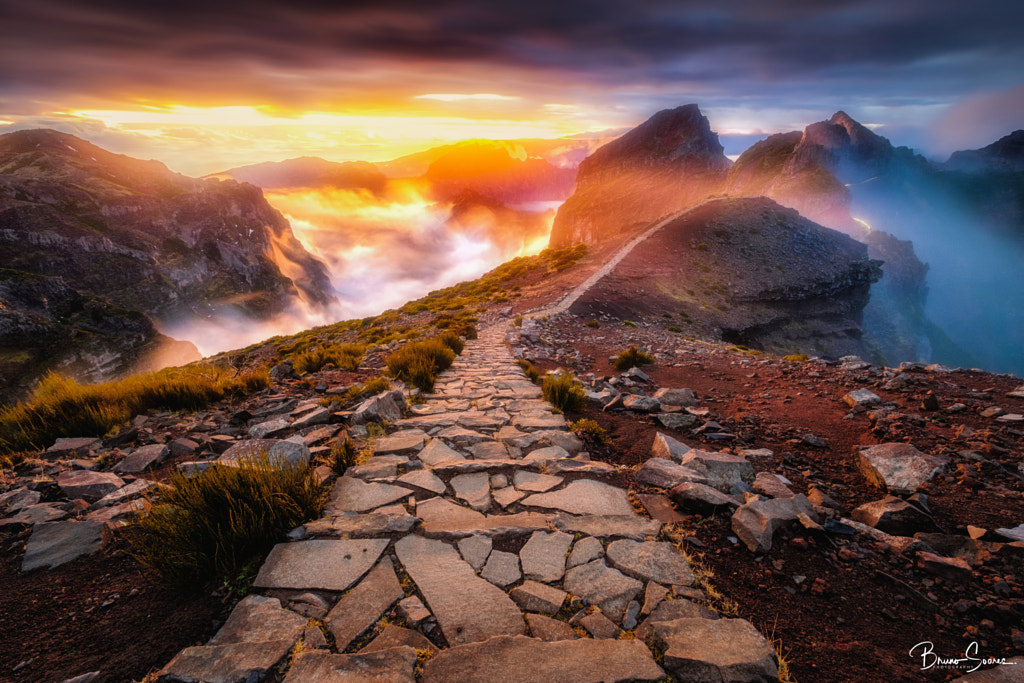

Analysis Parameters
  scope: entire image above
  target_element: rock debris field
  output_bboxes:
[157,324,779,682]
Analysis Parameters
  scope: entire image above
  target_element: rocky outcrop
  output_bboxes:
[569,197,882,359]
[946,130,1024,174]
[0,129,336,398]
[549,104,731,248]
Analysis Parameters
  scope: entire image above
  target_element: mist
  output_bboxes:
[850,175,1024,376]
[161,187,554,356]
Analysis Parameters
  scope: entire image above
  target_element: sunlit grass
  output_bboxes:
[542,371,586,413]
[386,337,458,392]
[130,455,326,589]
[0,365,270,454]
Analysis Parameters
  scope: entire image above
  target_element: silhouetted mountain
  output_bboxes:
[946,130,1024,173]
[549,104,731,248]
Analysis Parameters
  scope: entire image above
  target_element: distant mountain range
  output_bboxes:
[1,113,1021,401]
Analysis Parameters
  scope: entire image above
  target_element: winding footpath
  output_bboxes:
[157,323,780,682]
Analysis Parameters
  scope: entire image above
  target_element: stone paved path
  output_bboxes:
[158,324,780,682]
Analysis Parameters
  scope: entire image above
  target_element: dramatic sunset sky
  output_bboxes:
[2,0,1022,175]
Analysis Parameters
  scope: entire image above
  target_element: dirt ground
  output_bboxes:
[531,316,1024,682]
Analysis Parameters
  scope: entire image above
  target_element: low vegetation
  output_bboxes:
[386,337,457,392]
[130,455,326,588]
[326,438,359,477]
[569,418,611,446]
[291,343,366,374]
[542,371,587,413]
[0,366,270,454]
[516,359,541,384]
[612,345,655,371]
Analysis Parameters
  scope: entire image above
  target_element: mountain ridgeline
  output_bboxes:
[0,129,337,402]
[550,105,1024,374]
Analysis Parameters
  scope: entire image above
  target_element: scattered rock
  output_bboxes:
[55,470,125,503]
[852,496,935,536]
[519,530,573,582]
[651,432,692,463]
[636,458,707,489]
[284,647,417,683]
[648,618,778,682]
[731,494,818,553]
[678,450,754,492]
[112,444,168,474]
[856,443,949,494]
[22,520,103,571]
[510,580,568,614]
[606,540,694,586]
[522,480,637,516]
[844,389,882,408]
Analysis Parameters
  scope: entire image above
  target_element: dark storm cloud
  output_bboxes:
[2,0,1022,108]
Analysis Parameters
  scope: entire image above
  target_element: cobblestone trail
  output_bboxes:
[157,324,781,682]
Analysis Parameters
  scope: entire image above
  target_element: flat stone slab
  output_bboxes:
[519,530,573,583]
[525,614,579,642]
[457,535,492,570]
[397,468,446,494]
[671,482,742,512]
[415,497,485,524]
[422,512,551,540]
[522,480,636,517]
[395,534,525,646]
[420,635,664,683]
[45,437,101,458]
[649,618,778,682]
[450,472,492,512]
[326,557,404,649]
[1,503,68,527]
[563,559,643,622]
[22,520,103,571]
[511,580,568,614]
[160,640,296,683]
[254,539,389,590]
[436,426,492,445]
[492,486,526,508]
[327,476,411,513]
[568,536,604,568]
[637,493,687,524]
[249,418,291,439]
[732,494,817,553]
[513,470,563,492]
[514,413,568,431]
[304,506,417,538]
[636,458,707,489]
[210,595,305,645]
[554,513,663,540]
[113,444,169,474]
[467,441,511,460]
[606,540,694,586]
[856,443,948,494]
[284,647,417,683]
[544,459,617,475]
[56,470,125,503]
[363,625,440,657]
[481,549,521,587]
[374,429,429,455]
[417,438,465,466]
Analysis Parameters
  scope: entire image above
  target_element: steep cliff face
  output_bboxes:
[570,198,882,358]
[549,105,731,248]
[0,129,336,322]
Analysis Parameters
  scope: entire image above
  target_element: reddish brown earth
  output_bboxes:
[530,316,1024,682]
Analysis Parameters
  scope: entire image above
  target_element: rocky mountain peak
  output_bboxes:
[579,104,730,178]
[946,129,1024,173]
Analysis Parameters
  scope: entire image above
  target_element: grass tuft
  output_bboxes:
[292,344,366,374]
[570,418,611,446]
[130,455,326,589]
[386,337,457,392]
[542,372,586,413]
[327,438,359,477]
[613,345,655,371]
[516,359,541,384]
[0,366,270,454]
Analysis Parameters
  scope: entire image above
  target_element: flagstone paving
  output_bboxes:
[157,324,779,682]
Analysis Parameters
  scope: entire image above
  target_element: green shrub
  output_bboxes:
[585,320,600,329]
[327,438,359,477]
[292,344,366,374]
[623,320,637,328]
[664,326,684,333]
[386,338,457,392]
[613,345,655,371]
[130,456,326,588]
[362,376,392,395]
[516,359,541,384]
[0,366,271,454]
[570,418,611,446]
[437,331,465,355]
[542,372,586,413]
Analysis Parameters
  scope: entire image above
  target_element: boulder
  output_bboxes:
[856,443,948,494]
[649,618,778,682]
[653,387,699,407]
[351,391,404,425]
[623,395,661,413]
[636,458,707,489]
[852,496,934,536]
[844,389,882,408]
[651,432,692,463]
[670,482,742,512]
[679,450,755,492]
[112,443,169,474]
[22,520,104,571]
[731,494,817,553]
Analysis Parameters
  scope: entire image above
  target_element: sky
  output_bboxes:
[2,0,1023,175]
